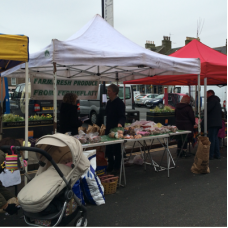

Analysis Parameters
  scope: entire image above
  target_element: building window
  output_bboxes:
[11,78,16,85]
[158,86,163,94]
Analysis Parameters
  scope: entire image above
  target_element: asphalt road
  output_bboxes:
[0,145,227,227]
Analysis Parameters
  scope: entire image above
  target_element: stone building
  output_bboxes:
[7,77,26,91]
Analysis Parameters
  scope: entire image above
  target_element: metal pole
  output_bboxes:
[124,84,126,105]
[198,74,201,133]
[204,78,207,136]
[24,62,29,185]
[194,85,197,116]
[101,0,104,18]
[0,77,3,141]
[116,72,119,85]
[53,63,57,133]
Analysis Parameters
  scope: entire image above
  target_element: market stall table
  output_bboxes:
[80,130,191,187]
[125,134,173,175]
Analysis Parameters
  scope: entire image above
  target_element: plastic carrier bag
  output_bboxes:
[72,180,85,205]
[81,150,105,205]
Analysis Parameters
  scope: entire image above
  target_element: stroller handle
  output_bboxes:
[0,146,65,179]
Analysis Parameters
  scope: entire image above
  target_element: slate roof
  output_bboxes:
[213,46,227,55]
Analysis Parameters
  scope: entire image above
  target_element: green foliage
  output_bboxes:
[150,106,175,113]
[3,114,24,122]
[3,114,53,122]
[28,114,53,121]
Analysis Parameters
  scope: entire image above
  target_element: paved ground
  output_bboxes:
[0,143,227,227]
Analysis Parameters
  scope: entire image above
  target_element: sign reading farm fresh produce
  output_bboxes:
[31,76,99,100]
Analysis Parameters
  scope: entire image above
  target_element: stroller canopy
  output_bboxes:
[36,133,85,167]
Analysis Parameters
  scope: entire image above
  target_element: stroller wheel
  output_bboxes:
[75,216,88,227]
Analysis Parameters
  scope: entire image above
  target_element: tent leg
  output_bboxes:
[124,84,126,105]
[24,62,29,185]
[0,77,3,141]
[198,74,201,133]
[204,78,207,136]
[194,85,197,116]
[53,63,57,133]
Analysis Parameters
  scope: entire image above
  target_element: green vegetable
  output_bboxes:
[3,114,24,122]
[150,105,175,113]
[110,127,124,133]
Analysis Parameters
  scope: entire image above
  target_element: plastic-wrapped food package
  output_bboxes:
[141,122,156,129]
[134,128,143,134]
[128,120,150,127]
[137,131,150,136]
[124,134,131,139]
[88,133,101,143]
[170,126,178,132]
[79,130,86,136]
[78,136,88,144]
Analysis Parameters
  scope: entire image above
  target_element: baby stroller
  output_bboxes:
[0,133,90,226]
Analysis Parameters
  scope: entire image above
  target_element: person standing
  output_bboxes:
[175,95,195,157]
[59,93,83,135]
[207,90,222,160]
[105,84,126,174]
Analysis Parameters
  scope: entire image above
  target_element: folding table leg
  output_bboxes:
[119,142,126,187]
[129,141,136,161]
[176,134,188,161]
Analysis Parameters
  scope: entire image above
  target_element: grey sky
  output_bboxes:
[1,0,227,53]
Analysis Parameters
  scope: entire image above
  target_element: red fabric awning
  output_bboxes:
[124,40,227,85]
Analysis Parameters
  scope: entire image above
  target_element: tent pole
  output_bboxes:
[204,78,207,136]
[116,72,119,85]
[0,77,3,141]
[198,74,201,133]
[24,62,29,185]
[53,63,57,133]
[194,85,197,116]
[124,84,126,105]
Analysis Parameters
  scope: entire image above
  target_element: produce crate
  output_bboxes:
[99,175,119,195]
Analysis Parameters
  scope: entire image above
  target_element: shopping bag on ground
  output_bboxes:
[81,150,105,205]
[72,180,85,205]
[191,136,210,174]
[133,154,144,165]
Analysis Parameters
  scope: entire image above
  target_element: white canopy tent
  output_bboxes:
[3,14,200,81]
[2,14,201,142]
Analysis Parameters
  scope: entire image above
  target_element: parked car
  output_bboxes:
[143,94,159,105]
[135,94,159,106]
[133,91,140,99]
[80,84,134,125]
[145,93,186,109]
[145,94,164,109]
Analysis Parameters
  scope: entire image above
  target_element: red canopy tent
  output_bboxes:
[123,39,227,134]
[124,39,227,85]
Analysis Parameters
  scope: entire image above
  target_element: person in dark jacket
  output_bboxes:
[207,90,222,160]
[60,93,83,135]
[175,95,195,157]
[105,84,126,174]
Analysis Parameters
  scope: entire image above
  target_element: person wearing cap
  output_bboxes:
[175,95,195,157]
[105,84,126,174]
[0,138,21,215]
